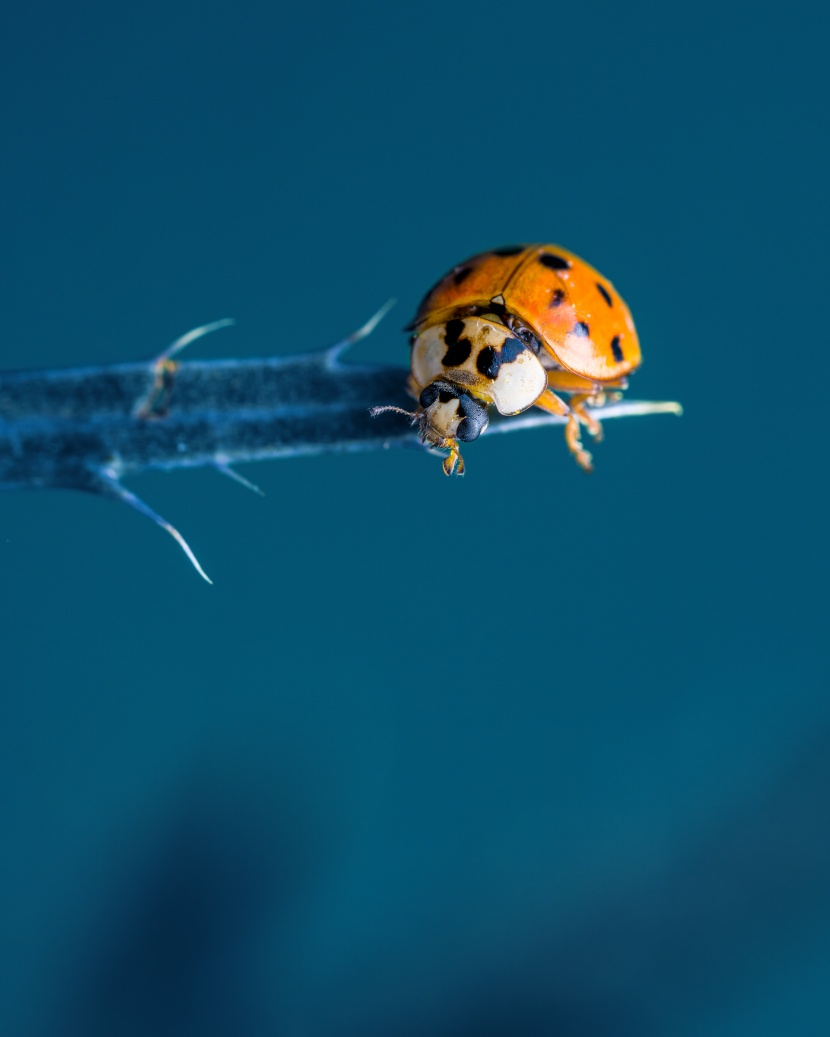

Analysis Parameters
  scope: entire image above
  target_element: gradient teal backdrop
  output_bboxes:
[1,1,828,1034]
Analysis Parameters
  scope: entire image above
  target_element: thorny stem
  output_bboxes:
[0,312,681,581]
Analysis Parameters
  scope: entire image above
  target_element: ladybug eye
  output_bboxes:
[456,393,488,442]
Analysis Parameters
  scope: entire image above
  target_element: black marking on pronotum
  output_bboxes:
[610,335,624,362]
[549,289,566,308]
[453,265,473,286]
[539,253,571,271]
[441,319,473,367]
[477,346,500,379]
[500,338,525,363]
[443,337,473,367]
[476,337,526,380]
[444,319,464,345]
[573,321,590,337]
[491,245,525,257]
[596,282,613,307]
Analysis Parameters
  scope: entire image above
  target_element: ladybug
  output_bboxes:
[374,244,641,475]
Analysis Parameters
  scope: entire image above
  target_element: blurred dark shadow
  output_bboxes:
[440,995,651,1037]
[33,724,830,1037]
[51,771,314,1037]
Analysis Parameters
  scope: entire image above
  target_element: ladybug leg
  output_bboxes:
[440,439,465,477]
[564,415,593,474]
[568,393,604,442]
[544,370,629,447]
[533,390,593,473]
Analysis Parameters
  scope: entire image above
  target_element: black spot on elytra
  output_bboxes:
[491,245,525,257]
[477,346,501,379]
[453,266,473,285]
[573,321,590,337]
[610,335,624,362]
[539,253,571,271]
[549,289,565,308]
[596,282,613,307]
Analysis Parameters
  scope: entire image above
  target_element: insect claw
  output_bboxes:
[441,442,465,476]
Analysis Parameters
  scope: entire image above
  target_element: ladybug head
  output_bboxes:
[417,380,489,445]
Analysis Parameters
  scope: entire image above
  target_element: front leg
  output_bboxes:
[441,439,465,476]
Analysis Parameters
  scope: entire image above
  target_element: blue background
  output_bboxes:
[1,1,829,1034]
